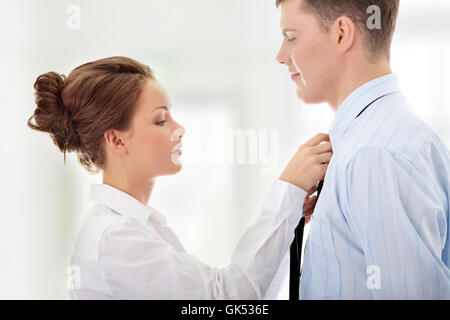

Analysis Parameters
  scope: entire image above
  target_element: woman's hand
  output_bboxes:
[279,133,332,192]
[302,185,318,224]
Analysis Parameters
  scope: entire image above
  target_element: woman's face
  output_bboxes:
[123,78,185,179]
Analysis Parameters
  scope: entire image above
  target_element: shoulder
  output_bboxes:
[345,146,412,174]
[369,95,446,162]
[71,204,128,262]
[344,143,449,205]
[347,100,449,177]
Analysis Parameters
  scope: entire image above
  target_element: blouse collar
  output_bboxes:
[89,183,167,226]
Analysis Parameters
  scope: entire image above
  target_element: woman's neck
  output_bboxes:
[102,169,155,205]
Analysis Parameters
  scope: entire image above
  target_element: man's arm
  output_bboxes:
[345,147,449,299]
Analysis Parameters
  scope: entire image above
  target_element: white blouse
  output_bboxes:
[69,180,307,299]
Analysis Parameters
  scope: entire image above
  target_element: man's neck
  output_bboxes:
[329,61,392,112]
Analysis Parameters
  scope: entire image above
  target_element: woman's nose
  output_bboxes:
[171,127,185,141]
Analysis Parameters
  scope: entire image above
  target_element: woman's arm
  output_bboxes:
[96,133,332,299]
[97,180,305,299]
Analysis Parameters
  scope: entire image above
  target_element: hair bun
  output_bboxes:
[28,71,81,159]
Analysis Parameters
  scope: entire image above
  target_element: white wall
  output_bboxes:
[0,0,448,299]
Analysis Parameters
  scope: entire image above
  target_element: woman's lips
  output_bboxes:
[171,143,183,155]
[291,73,301,80]
[170,143,183,165]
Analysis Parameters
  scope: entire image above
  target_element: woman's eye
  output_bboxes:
[155,120,167,126]
[287,38,296,42]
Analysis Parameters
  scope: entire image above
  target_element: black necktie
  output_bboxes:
[289,179,323,300]
[288,91,397,300]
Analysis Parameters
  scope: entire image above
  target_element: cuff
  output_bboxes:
[261,179,307,227]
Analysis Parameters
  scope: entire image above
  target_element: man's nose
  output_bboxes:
[276,43,289,65]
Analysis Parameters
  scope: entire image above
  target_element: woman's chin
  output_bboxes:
[166,162,183,175]
[170,153,183,169]
[172,163,182,174]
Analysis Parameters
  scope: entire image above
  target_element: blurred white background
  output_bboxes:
[0,0,449,299]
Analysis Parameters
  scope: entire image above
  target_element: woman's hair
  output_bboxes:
[27,56,154,173]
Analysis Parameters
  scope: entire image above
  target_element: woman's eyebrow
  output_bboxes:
[152,106,169,112]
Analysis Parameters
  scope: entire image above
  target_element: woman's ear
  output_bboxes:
[104,129,129,156]
[333,16,356,54]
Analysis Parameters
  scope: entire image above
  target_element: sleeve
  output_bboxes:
[97,180,307,299]
[345,147,450,299]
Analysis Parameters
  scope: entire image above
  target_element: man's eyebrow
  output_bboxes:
[282,28,297,36]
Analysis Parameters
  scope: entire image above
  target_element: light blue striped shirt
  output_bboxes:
[300,74,450,299]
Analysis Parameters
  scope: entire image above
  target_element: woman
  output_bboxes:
[27,56,332,299]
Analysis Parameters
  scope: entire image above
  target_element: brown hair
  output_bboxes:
[27,56,154,173]
[276,0,399,61]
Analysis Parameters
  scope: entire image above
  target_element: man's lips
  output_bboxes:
[291,73,301,80]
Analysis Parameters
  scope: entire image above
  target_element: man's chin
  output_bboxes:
[296,89,310,104]
[296,88,324,105]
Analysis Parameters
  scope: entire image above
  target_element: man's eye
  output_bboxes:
[155,120,167,126]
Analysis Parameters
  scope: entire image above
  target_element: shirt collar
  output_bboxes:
[329,73,401,149]
[89,183,167,225]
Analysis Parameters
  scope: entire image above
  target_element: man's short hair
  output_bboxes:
[276,0,400,62]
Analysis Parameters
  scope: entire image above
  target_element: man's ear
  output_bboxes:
[103,129,129,156]
[333,16,356,54]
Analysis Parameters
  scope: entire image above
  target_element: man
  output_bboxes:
[275,0,450,299]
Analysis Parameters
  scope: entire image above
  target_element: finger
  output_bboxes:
[303,195,317,212]
[306,185,318,197]
[304,213,312,223]
[302,200,313,213]
[316,152,333,163]
[305,133,330,147]
[302,201,313,215]
[303,208,314,218]
[313,142,332,154]
[305,199,317,213]
[319,164,329,180]
[305,215,311,224]
[303,207,313,218]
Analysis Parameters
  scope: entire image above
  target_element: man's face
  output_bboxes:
[277,0,339,104]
